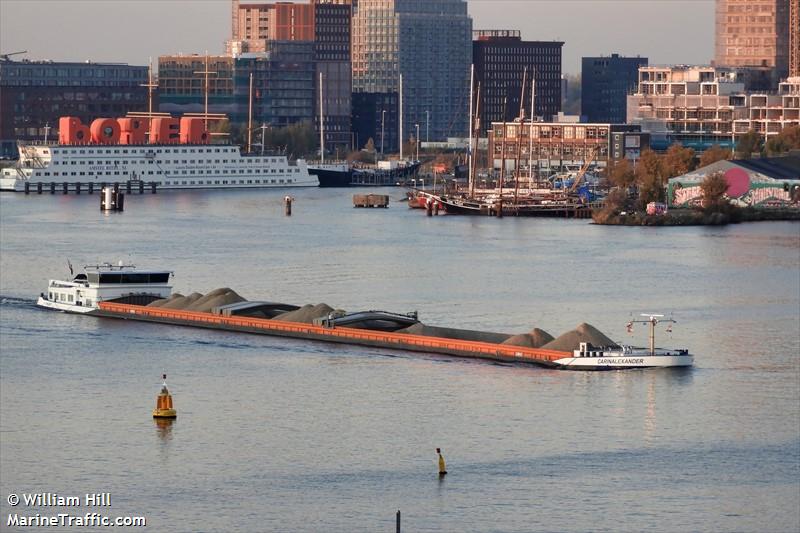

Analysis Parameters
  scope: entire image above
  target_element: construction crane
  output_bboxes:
[0,51,27,61]
[568,146,600,193]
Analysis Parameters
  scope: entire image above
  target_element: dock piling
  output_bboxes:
[37,182,43,194]
[284,195,293,216]
[88,182,94,194]
[396,511,400,533]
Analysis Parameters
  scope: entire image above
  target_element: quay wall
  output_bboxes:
[97,302,570,366]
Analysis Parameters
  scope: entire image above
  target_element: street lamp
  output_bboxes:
[380,109,386,158]
[415,123,420,162]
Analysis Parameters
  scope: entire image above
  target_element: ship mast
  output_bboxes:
[399,73,404,161]
[248,72,253,153]
[513,67,527,208]
[193,52,217,132]
[467,64,474,197]
[529,68,535,183]
[139,58,159,135]
[499,97,507,195]
[319,71,325,164]
[470,83,481,198]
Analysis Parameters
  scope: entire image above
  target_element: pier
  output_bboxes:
[23,181,158,195]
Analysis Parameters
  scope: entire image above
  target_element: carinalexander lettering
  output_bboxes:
[597,358,645,365]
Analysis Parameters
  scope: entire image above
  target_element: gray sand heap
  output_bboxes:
[397,323,511,344]
[188,289,246,313]
[502,328,555,348]
[161,292,204,310]
[144,291,616,352]
[541,323,618,352]
[146,289,245,312]
[274,303,337,324]
[147,294,181,307]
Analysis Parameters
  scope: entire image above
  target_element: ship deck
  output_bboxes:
[97,301,570,367]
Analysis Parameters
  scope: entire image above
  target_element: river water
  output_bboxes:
[1,188,798,532]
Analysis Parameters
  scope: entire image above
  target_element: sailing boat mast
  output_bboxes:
[193,52,217,132]
[513,67,527,207]
[467,64,474,197]
[139,58,158,135]
[247,72,253,153]
[399,73,404,161]
[529,68,535,183]
[470,83,481,198]
[499,97,507,195]
[319,71,325,164]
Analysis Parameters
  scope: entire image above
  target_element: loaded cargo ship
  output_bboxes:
[37,263,693,370]
[0,115,317,192]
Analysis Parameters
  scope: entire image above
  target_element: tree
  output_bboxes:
[635,149,665,207]
[662,143,695,178]
[608,158,636,189]
[700,171,729,212]
[736,130,763,159]
[699,144,732,168]
[765,125,800,156]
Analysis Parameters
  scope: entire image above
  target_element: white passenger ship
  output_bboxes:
[37,262,172,314]
[552,315,694,370]
[0,142,318,191]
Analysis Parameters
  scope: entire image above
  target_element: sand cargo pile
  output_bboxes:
[92,288,634,368]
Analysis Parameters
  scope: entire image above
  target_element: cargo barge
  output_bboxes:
[37,263,693,370]
[95,301,570,367]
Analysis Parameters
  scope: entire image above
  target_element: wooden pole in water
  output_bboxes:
[396,510,400,533]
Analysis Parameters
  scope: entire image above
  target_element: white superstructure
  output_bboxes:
[1,142,318,191]
[553,314,694,370]
[553,343,693,370]
[37,262,172,314]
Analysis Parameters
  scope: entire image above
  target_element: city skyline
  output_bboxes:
[0,0,715,75]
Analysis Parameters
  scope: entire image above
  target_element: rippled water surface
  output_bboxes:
[1,188,799,532]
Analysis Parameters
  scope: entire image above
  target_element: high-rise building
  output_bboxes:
[627,65,800,151]
[314,0,353,152]
[472,30,563,135]
[714,0,791,86]
[352,0,472,151]
[226,1,352,153]
[0,59,149,158]
[581,54,647,124]
[227,1,314,55]
[235,42,316,128]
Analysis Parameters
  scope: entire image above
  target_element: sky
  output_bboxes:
[0,0,715,75]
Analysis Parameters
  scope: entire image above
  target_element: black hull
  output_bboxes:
[439,196,591,218]
[308,167,354,188]
[309,162,421,187]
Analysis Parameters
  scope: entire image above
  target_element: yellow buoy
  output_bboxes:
[437,448,447,476]
[152,373,177,419]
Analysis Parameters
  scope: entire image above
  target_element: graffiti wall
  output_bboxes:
[668,167,800,208]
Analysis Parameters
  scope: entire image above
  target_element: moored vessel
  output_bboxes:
[1,115,318,192]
